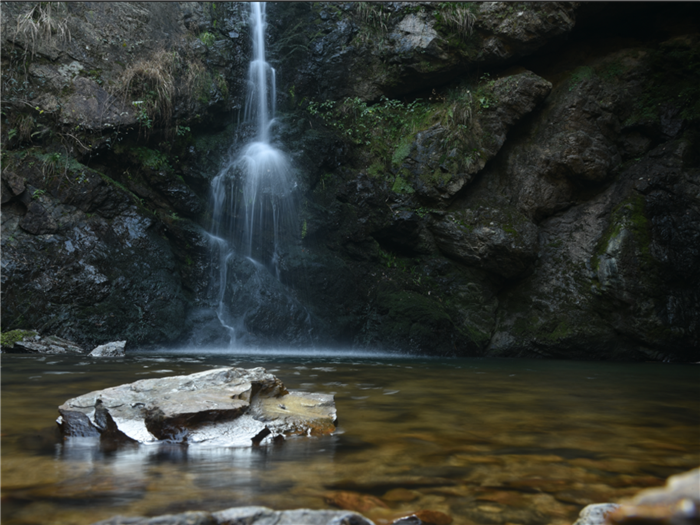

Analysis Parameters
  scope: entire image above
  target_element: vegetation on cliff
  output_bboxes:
[2,2,698,360]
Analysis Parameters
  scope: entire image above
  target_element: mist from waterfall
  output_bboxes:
[207,1,303,348]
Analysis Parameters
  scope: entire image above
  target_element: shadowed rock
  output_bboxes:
[57,367,337,447]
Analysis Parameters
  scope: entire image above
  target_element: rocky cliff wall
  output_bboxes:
[2,2,698,361]
[1,1,249,346]
[264,1,700,361]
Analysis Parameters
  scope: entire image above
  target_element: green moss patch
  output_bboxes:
[391,175,415,194]
[627,38,700,125]
[568,66,594,91]
[377,289,453,337]
[132,147,173,172]
[593,193,653,272]
[1,329,37,348]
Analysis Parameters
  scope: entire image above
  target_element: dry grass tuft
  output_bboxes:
[355,3,390,32]
[184,58,206,99]
[14,2,71,61]
[114,50,179,130]
[440,4,477,40]
[17,114,35,142]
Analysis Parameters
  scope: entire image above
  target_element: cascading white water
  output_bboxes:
[244,1,276,144]
[208,1,301,347]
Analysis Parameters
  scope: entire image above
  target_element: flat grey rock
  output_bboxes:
[57,367,337,447]
[90,506,375,525]
[89,341,126,357]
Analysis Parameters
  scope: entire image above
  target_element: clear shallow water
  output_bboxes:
[2,352,698,525]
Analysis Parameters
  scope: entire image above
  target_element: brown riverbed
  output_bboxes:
[2,351,698,525]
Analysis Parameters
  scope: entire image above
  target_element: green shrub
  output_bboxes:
[199,31,216,47]
[569,66,594,91]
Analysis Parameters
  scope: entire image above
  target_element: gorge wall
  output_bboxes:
[1,2,698,361]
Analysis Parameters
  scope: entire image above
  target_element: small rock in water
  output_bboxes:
[89,341,126,357]
[607,468,700,525]
[57,367,337,447]
[573,503,621,525]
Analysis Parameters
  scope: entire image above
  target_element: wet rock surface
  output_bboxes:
[431,204,539,279]
[2,193,188,348]
[215,255,328,348]
[57,367,337,447]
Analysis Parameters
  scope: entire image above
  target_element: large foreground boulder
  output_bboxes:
[57,367,337,446]
[92,506,375,525]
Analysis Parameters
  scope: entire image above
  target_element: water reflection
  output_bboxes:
[59,434,336,467]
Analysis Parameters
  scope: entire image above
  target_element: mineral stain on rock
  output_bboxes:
[56,367,337,447]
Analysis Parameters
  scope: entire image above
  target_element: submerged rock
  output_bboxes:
[325,491,389,513]
[91,506,375,525]
[57,367,337,447]
[89,341,126,357]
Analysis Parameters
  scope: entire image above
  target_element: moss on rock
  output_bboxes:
[1,329,37,349]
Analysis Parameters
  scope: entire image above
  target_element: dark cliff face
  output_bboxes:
[264,1,700,361]
[1,1,249,347]
[2,2,698,361]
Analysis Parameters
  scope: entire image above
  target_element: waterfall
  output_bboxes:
[206,2,305,348]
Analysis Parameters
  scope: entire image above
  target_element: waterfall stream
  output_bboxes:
[208,2,306,348]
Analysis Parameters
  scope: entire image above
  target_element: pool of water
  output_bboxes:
[2,350,698,525]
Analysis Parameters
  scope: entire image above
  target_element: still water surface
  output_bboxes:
[2,350,698,525]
